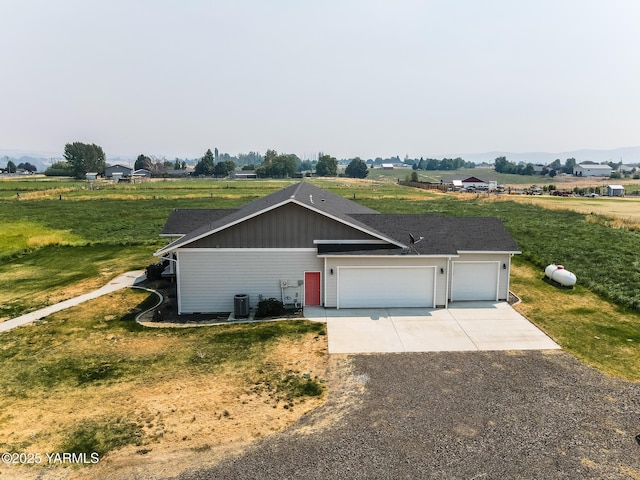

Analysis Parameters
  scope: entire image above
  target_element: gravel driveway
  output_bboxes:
[175,351,640,480]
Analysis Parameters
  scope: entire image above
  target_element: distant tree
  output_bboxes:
[174,159,182,170]
[549,169,557,178]
[299,160,314,172]
[410,171,419,182]
[44,161,72,176]
[563,158,576,174]
[549,159,562,171]
[521,164,535,176]
[193,149,215,176]
[237,151,263,166]
[425,159,440,170]
[213,161,229,177]
[214,147,219,160]
[256,151,299,178]
[135,154,151,170]
[345,157,369,178]
[17,162,37,172]
[224,160,236,173]
[6,160,17,173]
[494,156,508,173]
[316,154,338,176]
[242,164,255,171]
[63,142,106,179]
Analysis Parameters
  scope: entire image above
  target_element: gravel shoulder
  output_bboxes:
[175,351,640,480]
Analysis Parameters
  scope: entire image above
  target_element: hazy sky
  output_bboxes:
[2,0,639,160]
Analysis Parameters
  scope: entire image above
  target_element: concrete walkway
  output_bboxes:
[304,302,560,354]
[0,270,146,333]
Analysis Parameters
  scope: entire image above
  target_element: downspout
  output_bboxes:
[175,251,182,314]
[323,257,327,307]
[445,257,451,308]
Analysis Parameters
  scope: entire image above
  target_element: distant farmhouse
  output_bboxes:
[573,164,612,177]
[446,175,497,191]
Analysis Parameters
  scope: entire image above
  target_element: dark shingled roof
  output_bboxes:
[346,214,519,255]
[160,209,238,236]
[156,181,520,256]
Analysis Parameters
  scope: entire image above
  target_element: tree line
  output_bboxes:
[43,141,480,180]
[494,156,577,177]
[1,160,38,174]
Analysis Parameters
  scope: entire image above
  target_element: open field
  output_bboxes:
[496,194,640,228]
[366,166,640,191]
[1,176,640,478]
[1,175,638,314]
[0,289,328,479]
[510,257,640,380]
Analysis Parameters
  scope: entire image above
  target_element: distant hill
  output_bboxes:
[2,146,640,171]
[445,147,640,166]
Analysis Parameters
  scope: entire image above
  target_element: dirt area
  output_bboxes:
[0,289,333,480]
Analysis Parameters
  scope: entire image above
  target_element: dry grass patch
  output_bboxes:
[492,195,640,229]
[0,290,330,480]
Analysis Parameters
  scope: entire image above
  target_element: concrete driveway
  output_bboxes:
[304,302,560,353]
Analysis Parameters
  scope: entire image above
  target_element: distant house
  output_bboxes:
[231,170,258,179]
[617,164,637,174]
[573,164,612,177]
[105,164,133,179]
[606,185,625,197]
[133,169,152,178]
[381,163,394,170]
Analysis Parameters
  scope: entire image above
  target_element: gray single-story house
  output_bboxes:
[155,182,520,314]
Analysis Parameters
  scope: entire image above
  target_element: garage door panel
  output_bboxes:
[451,262,498,301]
[338,267,434,308]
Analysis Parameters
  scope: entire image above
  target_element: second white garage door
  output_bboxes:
[451,262,499,301]
[337,267,435,308]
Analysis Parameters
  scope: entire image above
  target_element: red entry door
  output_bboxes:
[304,272,321,306]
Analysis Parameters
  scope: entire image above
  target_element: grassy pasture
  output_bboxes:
[0,288,327,475]
[1,176,640,476]
[510,257,640,380]
[500,194,640,229]
[1,176,639,314]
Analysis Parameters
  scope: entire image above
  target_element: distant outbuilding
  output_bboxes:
[105,164,133,179]
[573,164,612,177]
[606,185,625,197]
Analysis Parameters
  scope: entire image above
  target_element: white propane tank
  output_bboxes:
[544,264,577,287]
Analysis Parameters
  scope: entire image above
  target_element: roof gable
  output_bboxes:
[155,182,399,255]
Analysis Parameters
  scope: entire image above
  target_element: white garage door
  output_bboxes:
[451,262,499,301]
[338,267,435,308]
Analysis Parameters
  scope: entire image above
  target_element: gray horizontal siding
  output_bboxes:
[177,249,323,313]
